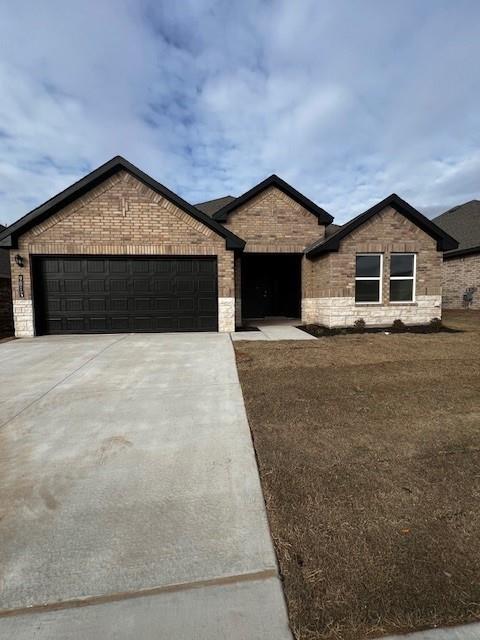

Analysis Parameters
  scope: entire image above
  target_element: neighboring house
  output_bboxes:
[0,156,457,337]
[433,201,480,309]
[0,223,13,336]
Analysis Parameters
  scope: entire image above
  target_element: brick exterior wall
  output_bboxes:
[222,186,325,253]
[11,170,235,336]
[442,253,480,309]
[8,174,446,333]
[302,206,443,327]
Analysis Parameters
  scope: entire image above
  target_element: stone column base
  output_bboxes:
[218,297,235,332]
[13,299,35,337]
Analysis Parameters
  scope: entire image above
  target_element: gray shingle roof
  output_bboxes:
[433,200,480,258]
[195,195,236,216]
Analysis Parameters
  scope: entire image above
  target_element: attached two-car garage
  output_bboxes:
[1,156,243,337]
[33,256,218,334]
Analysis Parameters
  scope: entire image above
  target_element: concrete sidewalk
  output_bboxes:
[232,317,315,341]
[0,333,292,639]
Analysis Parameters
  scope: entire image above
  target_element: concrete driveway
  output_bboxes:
[0,334,291,639]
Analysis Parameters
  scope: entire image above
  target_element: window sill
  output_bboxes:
[355,302,418,306]
[355,302,382,306]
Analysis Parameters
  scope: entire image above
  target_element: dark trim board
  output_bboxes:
[32,255,219,334]
[0,157,245,251]
[305,193,459,257]
[444,245,480,260]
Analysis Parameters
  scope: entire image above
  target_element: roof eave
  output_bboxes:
[0,156,246,252]
[444,245,480,260]
[305,193,459,258]
[213,174,333,225]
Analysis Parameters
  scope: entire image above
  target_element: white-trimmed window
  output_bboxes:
[390,253,416,303]
[355,254,383,303]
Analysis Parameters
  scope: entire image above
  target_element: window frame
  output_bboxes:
[355,253,383,304]
[389,253,416,304]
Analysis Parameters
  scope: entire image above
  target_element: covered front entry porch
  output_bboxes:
[237,253,302,326]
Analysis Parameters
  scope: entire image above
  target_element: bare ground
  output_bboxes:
[234,310,480,640]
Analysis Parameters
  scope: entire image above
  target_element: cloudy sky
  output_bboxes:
[0,0,479,226]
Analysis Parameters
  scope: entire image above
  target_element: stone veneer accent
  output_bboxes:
[12,299,34,337]
[442,254,480,309]
[302,295,441,328]
[218,297,235,332]
[10,170,235,335]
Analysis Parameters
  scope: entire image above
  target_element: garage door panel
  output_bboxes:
[198,297,217,313]
[65,298,83,313]
[89,317,108,332]
[111,298,129,312]
[198,279,216,293]
[64,260,83,273]
[110,278,128,293]
[34,257,218,334]
[87,260,107,273]
[110,317,130,331]
[176,279,195,293]
[64,280,82,293]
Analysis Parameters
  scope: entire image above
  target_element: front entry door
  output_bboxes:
[241,254,301,318]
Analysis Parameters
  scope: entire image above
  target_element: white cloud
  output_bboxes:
[0,0,480,226]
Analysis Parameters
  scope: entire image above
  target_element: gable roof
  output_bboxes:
[0,156,245,251]
[306,193,458,258]
[195,195,236,216]
[212,174,333,225]
[432,200,480,259]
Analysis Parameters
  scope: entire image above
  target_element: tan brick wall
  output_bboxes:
[302,206,443,326]
[222,186,325,252]
[442,253,480,309]
[10,170,235,333]
[305,206,442,300]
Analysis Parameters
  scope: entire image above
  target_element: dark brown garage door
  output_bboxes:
[33,256,218,334]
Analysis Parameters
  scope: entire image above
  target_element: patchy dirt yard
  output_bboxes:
[234,310,480,640]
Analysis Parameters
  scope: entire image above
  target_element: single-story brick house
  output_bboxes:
[0,223,13,337]
[433,201,480,310]
[0,156,457,337]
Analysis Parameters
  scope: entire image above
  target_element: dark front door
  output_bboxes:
[241,254,301,318]
[33,256,218,334]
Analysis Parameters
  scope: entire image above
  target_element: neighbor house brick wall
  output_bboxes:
[302,206,443,327]
[222,186,325,253]
[442,254,480,309]
[10,170,235,336]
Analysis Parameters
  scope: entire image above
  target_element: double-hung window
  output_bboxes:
[390,253,416,302]
[355,254,382,303]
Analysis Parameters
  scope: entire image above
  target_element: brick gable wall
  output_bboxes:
[11,170,235,335]
[302,206,443,327]
[222,186,325,252]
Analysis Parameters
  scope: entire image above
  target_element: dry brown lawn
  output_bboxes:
[234,310,480,640]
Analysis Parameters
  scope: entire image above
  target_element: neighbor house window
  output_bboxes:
[390,253,416,302]
[355,254,382,303]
